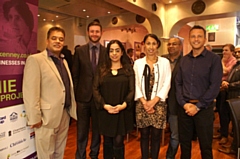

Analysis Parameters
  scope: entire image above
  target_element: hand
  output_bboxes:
[115,102,127,112]
[104,104,119,114]
[221,81,229,89]
[184,104,199,116]
[30,121,42,129]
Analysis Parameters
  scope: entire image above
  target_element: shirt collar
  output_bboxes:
[188,48,207,58]
[89,42,100,49]
[46,48,64,59]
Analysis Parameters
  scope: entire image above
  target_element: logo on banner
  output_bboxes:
[0,146,8,152]
[10,112,18,122]
[10,138,26,147]
[20,110,26,117]
[0,116,6,124]
[13,126,26,135]
[8,146,29,157]
[0,131,6,140]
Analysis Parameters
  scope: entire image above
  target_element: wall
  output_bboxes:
[38,17,87,53]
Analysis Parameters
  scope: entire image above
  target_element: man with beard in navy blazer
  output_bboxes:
[72,21,106,159]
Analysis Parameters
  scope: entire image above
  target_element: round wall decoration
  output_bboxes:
[152,3,157,11]
[135,14,145,24]
[191,0,206,15]
[112,17,118,25]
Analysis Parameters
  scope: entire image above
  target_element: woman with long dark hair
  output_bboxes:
[134,34,171,159]
[93,40,135,159]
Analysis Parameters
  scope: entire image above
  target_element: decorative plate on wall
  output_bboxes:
[191,0,206,15]
[112,17,118,25]
[136,14,145,24]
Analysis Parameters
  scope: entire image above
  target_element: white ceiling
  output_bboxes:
[38,0,194,22]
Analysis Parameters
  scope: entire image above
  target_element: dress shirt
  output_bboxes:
[89,42,100,65]
[175,49,222,109]
[47,49,71,109]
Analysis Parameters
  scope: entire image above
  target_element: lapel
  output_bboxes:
[172,55,181,79]
[42,50,63,85]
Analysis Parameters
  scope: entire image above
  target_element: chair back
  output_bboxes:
[227,98,240,149]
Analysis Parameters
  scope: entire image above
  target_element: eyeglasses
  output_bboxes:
[167,43,179,46]
[235,51,240,54]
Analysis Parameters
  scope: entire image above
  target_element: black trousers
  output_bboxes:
[216,91,230,137]
[178,105,214,159]
[75,99,101,159]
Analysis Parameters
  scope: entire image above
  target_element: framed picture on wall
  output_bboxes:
[208,32,215,42]
[134,42,142,58]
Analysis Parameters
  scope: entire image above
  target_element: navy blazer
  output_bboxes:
[72,43,106,102]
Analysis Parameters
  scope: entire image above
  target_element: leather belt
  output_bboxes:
[188,99,199,104]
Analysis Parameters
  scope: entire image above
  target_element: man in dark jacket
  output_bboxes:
[162,37,182,159]
[218,45,240,155]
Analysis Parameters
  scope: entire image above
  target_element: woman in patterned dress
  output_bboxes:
[133,34,171,159]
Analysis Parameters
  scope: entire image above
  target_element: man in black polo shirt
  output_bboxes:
[175,25,222,159]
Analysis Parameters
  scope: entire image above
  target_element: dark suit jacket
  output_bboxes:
[62,48,73,72]
[72,43,106,102]
[162,54,181,115]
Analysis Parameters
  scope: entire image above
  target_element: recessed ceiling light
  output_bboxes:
[52,20,54,22]
[43,19,46,21]
[169,0,172,3]
[86,15,89,18]
[108,11,110,14]
[56,15,59,18]
[83,9,86,12]
[38,14,40,17]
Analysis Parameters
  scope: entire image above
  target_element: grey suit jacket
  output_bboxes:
[72,43,106,102]
[23,50,77,128]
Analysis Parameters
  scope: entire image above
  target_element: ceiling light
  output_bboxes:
[169,0,172,3]
[108,11,110,14]
[52,20,54,22]
[83,9,86,12]
[86,15,89,18]
[43,19,46,21]
[37,14,40,17]
[56,15,59,18]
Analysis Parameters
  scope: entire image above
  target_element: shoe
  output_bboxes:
[213,134,221,139]
[219,137,228,145]
[222,144,231,148]
[218,147,236,154]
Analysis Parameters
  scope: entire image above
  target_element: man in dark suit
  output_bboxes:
[126,48,134,66]
[72,21,106,159]
[162,37,182,159]
[62,45,73,73]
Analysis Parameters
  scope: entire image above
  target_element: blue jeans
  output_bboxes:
[166,115,179,159]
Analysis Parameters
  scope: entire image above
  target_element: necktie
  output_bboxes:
[92,46,97,71]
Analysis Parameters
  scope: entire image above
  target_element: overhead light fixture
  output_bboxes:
[52,20,54,22]
[108,11,111,14]
[169,0,172,3]
[56,15,59,18]
[83,9,86,12]
[86,15,89,18]
[43,19,46,21]
[37,14,40,17]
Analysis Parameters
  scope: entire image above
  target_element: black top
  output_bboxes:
[176,48,222,109]
[93,67,135,137]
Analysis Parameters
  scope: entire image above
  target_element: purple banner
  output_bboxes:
[23,152,37,159]
[0,74,23,108]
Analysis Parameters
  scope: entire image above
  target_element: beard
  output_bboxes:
[89,36,101,43]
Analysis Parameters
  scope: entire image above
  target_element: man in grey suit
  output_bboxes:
[23,26,77,159]
[72,21,106,159]
[162,37,182,159]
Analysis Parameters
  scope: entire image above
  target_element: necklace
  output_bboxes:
[111,69,118,76]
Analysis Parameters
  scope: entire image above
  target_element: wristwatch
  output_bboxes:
[196,106,200,111]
